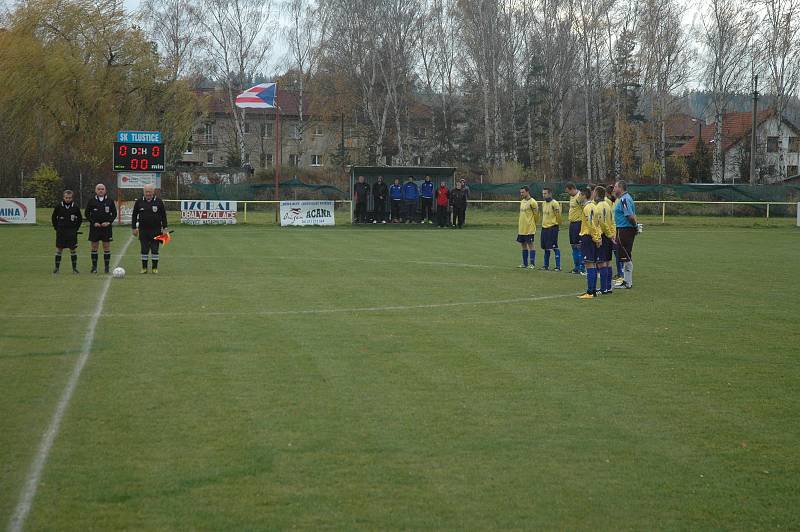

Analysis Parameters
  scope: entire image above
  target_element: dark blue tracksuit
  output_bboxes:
[402,182,419,222]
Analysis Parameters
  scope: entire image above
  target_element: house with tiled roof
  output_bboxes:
[180,87,435,179]
[674,108,800,183]
[181,87,340,172]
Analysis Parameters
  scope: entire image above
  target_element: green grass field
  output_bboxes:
[1,211,799,530]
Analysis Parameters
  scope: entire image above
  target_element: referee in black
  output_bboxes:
[131,184,168,274]
[51,189,82,274]
[84,183,117,273]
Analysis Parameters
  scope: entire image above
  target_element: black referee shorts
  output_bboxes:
[617,227,636,261]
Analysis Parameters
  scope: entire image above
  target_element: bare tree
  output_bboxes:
[140,0,202,82]
[758,0,800,181]
[284,0,328,164]
[199,0,274,165]
[700,0,757,182]
[638,0,692,183]
[378,0,421,164]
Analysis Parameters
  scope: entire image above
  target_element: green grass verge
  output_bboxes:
[1,214,798,529]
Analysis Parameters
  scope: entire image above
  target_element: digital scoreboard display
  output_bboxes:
[113,142,165,172]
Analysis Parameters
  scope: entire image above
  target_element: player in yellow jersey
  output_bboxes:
[539,187,562,271]
[577,186,602,299]
[594,187,616,295]
[516,186,539,269]
[565,183,585,274]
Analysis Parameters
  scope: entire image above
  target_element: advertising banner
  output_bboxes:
[116,200,135,225]
[0,198,36,224]
[117,172,161,189]
[280,201,335,226]
[180,200,238,225]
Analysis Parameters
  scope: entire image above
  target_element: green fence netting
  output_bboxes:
[188,177,346,200]
[468,182,800,202]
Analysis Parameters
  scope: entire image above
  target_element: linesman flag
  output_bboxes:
[235,83,277,109]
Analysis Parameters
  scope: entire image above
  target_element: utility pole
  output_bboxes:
[750,74,759,185]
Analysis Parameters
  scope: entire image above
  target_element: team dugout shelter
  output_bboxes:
[349,166,457,221]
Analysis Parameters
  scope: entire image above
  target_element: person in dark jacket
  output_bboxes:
[51,189,83,274]
[449,181,468,228]
[435,181,449,227]
[353,175,370,223]
[389,178,403,223]
[402,176,419,223]
[372,175,388,223]
[132,184,168,274]
[420,176,435,224]
[84,183,117,273]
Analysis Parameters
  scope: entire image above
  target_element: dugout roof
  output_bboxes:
[350,166,456,182]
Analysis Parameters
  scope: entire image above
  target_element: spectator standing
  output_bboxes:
[420,176,435,224]
[435,181,449,227]
[389,178,403,223]
[372,176,388,223]
[450,181,468,229]
[353,175,370,223]
[402,176,419,223]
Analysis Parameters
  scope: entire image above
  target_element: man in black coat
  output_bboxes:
[372,175,388,223]
[84,183,117,273]
[131,184,169,274]
[449,181,468,229]
[353,175,370,223]
[51,189,83,273]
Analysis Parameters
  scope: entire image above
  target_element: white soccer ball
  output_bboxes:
[112,267,126,278]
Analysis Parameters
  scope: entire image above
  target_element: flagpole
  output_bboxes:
[275,93,281,223]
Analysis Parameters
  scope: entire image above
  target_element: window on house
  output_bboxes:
[289,154,300,166]
[262,122,274,138]
[185,136,193,154]
[767,136,779,153]
[290,124,301,139]
[789,137,799,153]
[413,155,423,166]
[204,124,214,144]
[788,165,798,176]
[314,125,323,136]
[311,154,321,166]
[207,151,214,164]
[262,153,273,167]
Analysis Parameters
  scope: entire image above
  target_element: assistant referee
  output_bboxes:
[132,184,168,274]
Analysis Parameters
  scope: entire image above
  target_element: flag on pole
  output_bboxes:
[235,83,277,109]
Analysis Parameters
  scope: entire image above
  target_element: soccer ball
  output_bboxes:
[112,267,126,278]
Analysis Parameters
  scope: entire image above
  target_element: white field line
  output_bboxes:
[0,292,579,321]
[7,237,134,532]
[9,255,509,270]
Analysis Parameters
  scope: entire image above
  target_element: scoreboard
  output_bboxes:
[113,142,165,172]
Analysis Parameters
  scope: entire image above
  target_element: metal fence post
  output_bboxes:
[766,202,770,219]
[244,202,248,224]
[661,201,666,224]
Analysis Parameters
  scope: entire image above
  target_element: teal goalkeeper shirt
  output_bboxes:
[614,192,636,228]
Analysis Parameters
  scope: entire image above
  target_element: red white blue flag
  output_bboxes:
[235,83,277,109]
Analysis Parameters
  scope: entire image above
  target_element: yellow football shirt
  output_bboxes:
[579,201,601,244]
[541,199,562,228]
[605,197,617,234]
[518,197,539,235]
[568,193,584,222]
[595,200,615,238]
